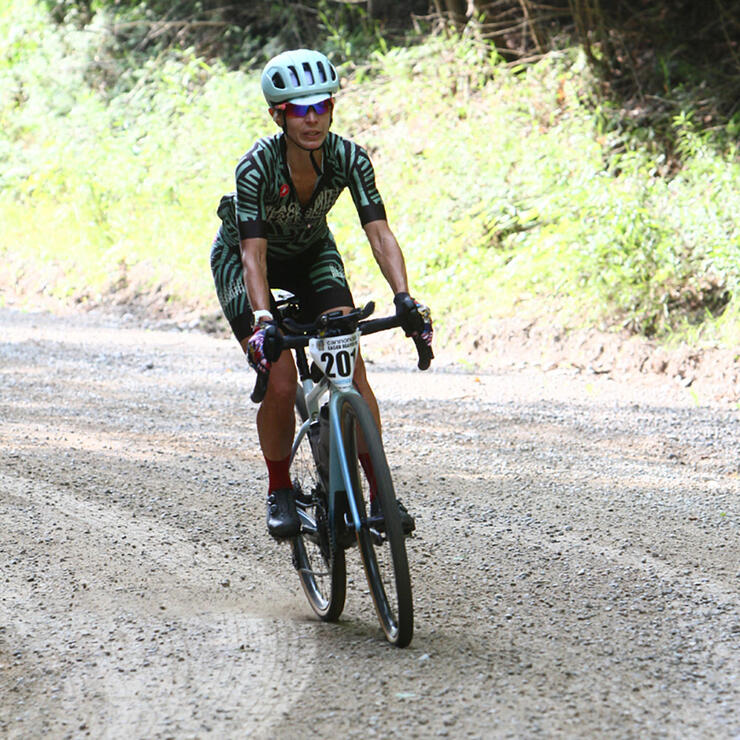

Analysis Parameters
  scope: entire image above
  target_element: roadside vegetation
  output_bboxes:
[1,0,738,347]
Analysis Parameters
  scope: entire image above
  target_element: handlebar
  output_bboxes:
[249,302,434,403]
[358,314,434,372]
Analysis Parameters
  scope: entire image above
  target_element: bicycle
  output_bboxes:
[251,295,432,647]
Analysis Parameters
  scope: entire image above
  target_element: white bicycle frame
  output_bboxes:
[292,329,367,535]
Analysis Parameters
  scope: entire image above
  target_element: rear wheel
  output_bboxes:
[290,407,346,621]
[339,394,413,647]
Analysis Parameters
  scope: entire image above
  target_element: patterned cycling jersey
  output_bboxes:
[228,131,386,260]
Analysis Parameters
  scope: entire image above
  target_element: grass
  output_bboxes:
[1,1,739,351]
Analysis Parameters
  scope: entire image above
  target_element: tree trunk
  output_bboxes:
[444,0,469,29]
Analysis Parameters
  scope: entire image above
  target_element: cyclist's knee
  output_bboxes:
[266,355,296,401]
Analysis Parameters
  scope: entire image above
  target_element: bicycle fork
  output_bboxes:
[327,392,384,539]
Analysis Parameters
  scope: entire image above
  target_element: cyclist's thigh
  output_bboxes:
[210,232,254,343]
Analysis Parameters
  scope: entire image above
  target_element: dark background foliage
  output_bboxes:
[41,0,740,142]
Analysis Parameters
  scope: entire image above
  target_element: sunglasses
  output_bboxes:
[276,98,333,118]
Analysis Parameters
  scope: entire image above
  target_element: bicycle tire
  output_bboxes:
[339,394,413,647]
[291,401,346,622]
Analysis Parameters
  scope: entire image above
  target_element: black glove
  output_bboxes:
[394,292,434,347]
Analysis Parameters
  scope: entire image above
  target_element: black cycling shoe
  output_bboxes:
[370,497,416,535]
[266,488,300,539]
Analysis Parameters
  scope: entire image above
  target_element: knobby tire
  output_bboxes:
[340,394,414,647]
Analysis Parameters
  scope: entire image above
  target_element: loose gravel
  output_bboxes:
[1,307,738,739]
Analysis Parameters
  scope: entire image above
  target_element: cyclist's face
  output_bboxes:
[272,101,332,149]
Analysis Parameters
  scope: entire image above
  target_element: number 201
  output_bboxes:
[321,349,354,378]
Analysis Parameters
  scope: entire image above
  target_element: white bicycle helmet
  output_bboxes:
[261,48,339,106]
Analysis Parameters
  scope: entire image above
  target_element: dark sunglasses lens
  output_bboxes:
[286,99,331,117]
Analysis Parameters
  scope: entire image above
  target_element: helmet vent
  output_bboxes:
[261,49,339,105]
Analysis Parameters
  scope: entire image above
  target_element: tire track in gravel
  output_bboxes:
[1,470,314,739]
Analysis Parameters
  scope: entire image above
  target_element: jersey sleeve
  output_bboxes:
[234,143,269,241]
[346,144,387,225]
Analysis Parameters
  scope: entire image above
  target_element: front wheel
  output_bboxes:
[291,409,346,622]
[340,394,413,647]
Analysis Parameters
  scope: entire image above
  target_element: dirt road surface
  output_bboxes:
[1,308,739,739]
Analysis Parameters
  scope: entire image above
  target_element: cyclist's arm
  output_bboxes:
[363,219,409,295]
[240,237,271,313]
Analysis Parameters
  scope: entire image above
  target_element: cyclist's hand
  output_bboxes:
[394,292,434,347]
[247,319,282,376]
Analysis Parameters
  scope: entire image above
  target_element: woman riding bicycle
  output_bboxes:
[210,48,433,539]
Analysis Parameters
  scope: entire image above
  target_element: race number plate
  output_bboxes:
[308,331,360,388]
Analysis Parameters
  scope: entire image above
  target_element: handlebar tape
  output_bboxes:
[250,372,268,404]
[414,335,434,371]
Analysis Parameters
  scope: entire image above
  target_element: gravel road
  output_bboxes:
[1,307,739,739]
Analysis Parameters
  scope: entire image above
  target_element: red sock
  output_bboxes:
[359,453,378,502]
[265,455,292,493]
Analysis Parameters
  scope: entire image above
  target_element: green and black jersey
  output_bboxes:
[218,131,386,259]
[211,131,386,340]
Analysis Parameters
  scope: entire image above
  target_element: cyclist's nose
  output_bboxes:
[304,107,319,123]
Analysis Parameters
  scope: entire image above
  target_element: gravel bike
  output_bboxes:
[251,295,432,647]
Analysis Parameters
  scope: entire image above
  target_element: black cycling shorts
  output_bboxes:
[210,231,354,343]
